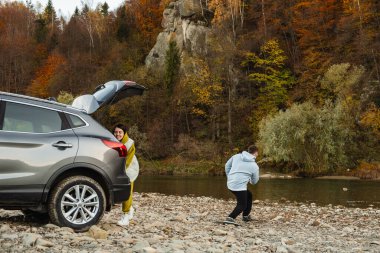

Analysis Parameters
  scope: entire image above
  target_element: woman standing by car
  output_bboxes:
[113,124,140,226]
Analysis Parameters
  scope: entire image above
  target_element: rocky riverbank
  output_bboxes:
[1,193,380,252]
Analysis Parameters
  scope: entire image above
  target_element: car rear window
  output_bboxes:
[2,102,64,133]
[67,114,87,128]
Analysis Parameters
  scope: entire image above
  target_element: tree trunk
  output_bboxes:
[372,49,380,82]
[239,0,244,28]
[171,101,174,144]
[212,115,216,142]
[228,86,232,146]
[356,0,363,33]
[227,64,239,147]
[229,0,237,41]
[185,104,191,135]
[261,0,267,39]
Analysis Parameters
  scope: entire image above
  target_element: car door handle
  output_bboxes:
[52,142,73,148]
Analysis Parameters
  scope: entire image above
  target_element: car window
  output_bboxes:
[67,114,86,128]
[2,102,63,133]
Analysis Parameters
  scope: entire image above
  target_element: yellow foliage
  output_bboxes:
[360,104,380,137]
[57,91,74,104]
[182,59,223,118]
[191,108,206,116]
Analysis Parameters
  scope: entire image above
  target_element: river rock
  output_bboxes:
[276,246,289,253]
[133,240,151,251]
[0,224,11,232]
[88,225,109,239]
[282,238,296,246]
[59,226,75,233]
[213,229,228,236]
[309,219,320,226]
[255,238,263,245]
[342,226,354,233]
[44,223,60,229]
[141,247,158,253]
[272,215,283,221]
[74,235,96,242]
[36,238,54,247]
[185,249,202,253]
[1,233,18,240]
[22,233,42,246]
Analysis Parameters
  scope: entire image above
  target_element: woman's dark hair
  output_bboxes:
[247,145,258,154]
[113,123,127,134]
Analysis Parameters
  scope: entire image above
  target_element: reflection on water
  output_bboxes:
[134,176,380,208]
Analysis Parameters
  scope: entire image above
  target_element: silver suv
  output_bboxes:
[0,80,145,232]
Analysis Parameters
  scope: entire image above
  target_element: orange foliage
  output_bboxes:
[27,54,66,98]
[208,0,244,37]
[291,0,343,99]
[355,161,380,180]
[126,0,165,44]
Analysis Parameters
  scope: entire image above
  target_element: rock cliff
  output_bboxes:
[145,0,211,74]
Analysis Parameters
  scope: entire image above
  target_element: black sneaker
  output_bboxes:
[242,215,253,222]
[223,217,238,225]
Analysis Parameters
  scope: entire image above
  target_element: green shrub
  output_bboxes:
[258,102,352,174]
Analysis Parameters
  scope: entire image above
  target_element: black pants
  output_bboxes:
[228,190,253,219]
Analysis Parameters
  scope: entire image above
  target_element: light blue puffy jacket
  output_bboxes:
[225,151,260,191]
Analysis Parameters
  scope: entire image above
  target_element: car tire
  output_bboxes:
[48,175,106,232]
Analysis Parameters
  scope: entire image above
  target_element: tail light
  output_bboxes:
[102,139,127,157]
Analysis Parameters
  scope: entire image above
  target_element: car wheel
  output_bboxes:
[48,175,106,232]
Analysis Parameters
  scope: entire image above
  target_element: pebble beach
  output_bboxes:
[0,192,379,252]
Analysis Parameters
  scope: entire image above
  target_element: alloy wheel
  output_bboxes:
[61,184,100,225]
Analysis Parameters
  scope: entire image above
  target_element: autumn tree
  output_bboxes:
[208,0,246,40]
[125,0,165,50]
[207,0,248,146]
[291,0,343,100]
[0,2,38,93]
[27,54,66,98]
[337,0,380,82]
[243,0,299,68]
[243,39,294,139]
[182,58,223,140]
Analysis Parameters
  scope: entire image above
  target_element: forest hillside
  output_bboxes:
[0,0,379,176]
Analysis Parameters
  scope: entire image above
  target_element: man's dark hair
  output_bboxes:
[113,123,127,133]
[247,145,258,154]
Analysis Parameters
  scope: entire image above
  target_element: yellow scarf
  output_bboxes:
[121,132,136,168]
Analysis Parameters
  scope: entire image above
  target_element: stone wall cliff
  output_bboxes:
[145,0,211,74]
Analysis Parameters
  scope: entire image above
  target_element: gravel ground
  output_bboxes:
[0,192,379,252]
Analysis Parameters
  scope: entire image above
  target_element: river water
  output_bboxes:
[134,176,380,208]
